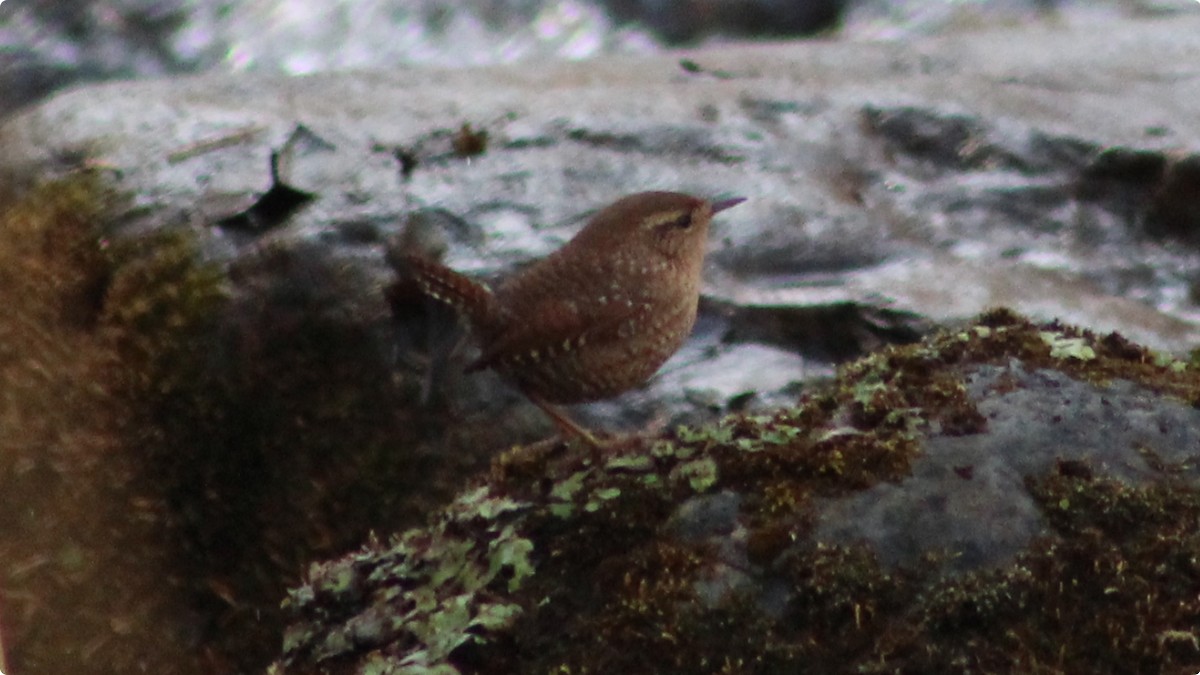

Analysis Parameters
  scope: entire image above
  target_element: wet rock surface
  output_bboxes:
[273,311,1200,673]
[19,1,1173,120]
[3,10,1200,675]
[3,13,1199,439]
[817,361,1200,572]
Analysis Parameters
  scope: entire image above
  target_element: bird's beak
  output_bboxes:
[710,196,746,214]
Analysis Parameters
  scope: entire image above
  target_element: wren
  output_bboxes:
[401,191,745,446]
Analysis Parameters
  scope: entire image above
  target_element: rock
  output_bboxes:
[0,0,663,119]
[4,12,1199,437]
[273,310,1200,673]
[817,360,1200,572]
[4,11,1200,675]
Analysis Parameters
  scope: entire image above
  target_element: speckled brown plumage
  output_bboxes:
[403,190,744,444]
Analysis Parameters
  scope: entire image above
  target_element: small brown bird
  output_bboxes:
[402,191,745,445]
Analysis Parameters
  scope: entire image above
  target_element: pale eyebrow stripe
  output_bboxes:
[641,209,688,228]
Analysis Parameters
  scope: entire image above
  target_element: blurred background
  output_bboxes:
[1,0,1193,120]
[3,2,1200,674]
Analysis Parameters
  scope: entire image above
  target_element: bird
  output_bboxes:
[398,191,745,446]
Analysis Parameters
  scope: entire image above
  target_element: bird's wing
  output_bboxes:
[466,297,646,373]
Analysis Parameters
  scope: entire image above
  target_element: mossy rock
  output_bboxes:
[0,169,510,674]
[273,309,1200,674]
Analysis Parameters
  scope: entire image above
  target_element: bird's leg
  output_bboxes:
[526,393,603,449]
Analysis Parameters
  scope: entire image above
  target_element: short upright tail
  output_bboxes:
[401,254,498,330]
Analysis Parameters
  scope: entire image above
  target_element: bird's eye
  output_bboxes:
[648,210,693,233]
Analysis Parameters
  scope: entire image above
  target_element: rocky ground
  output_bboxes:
[275,309,1200,673]
[1,9,1199,674]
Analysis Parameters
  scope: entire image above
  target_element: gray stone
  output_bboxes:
[3,11,1199,439]
[816,362,1200,572]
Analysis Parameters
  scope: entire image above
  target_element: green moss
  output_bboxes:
[0,169,116,331]
[101,228,230,404]
[778,543,916,668]
[0,169,215,675]
[279,308,1200,674]
[901,471,1200,672]
[518,312,1199,672]
[604,454,655,472]
[95,225,507,671]
[279,486,534,671]
[671,457,719,492]
[1040,330,1097,360]
[968,308,1198,402]
[520,541,800,674]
